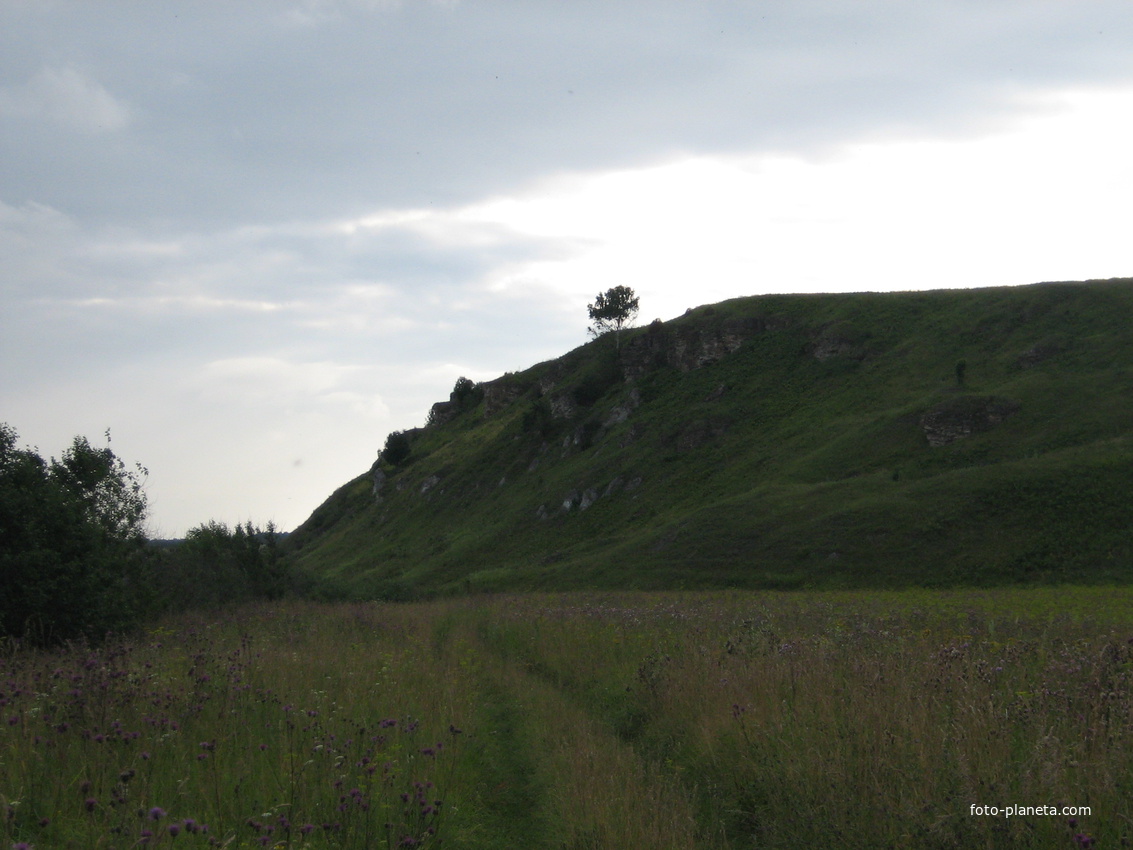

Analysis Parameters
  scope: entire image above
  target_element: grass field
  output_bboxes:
[2,588,1130,848]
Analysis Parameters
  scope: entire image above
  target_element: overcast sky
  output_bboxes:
[2,1,1132,536]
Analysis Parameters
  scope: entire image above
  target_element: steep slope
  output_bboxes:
[288,279,1133,597]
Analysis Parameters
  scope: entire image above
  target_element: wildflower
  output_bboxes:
[84,797,98,813]
[149,807,166,820]
[168,823,181,837]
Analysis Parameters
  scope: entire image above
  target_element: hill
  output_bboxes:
[287,279,1133,597]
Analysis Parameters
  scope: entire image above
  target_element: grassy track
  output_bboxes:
[2,588,1130,848]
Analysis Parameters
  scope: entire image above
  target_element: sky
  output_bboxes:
[2,1,1132,537]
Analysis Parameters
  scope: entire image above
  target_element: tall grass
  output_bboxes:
[2,588,1129,848]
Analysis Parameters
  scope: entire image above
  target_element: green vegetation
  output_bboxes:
[1,590,1127,848]
[0,426,150,644]
[1,428,303,647]
[289,278,1133,598]
[587,285,640,346]
[5,281,1132,848]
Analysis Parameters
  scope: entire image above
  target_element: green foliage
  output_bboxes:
[289,279,1133,597]
[451,376,483,411]
[521,398,556,438]
[587,285,640,345]
[0,425,150,645]
[381,429,412,466]
[570,343,624,407]
[4,591,1127,849]
[151,520,290,608]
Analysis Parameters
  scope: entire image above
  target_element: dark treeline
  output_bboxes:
[0,424,308,647]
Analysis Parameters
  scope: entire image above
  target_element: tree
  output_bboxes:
[587,285,640,348]
[451,376,483,411]
[0,425,150,644]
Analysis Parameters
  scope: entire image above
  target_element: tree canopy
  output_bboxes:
[587,285,640,346]
[0,425,150,644]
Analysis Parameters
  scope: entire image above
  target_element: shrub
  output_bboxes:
[381,430,412,466]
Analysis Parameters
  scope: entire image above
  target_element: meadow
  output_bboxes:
[2,588,1130,849]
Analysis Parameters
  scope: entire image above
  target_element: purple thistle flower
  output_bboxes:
[168,823,181,837]
[84,797,98,812]
[148,807,166,820]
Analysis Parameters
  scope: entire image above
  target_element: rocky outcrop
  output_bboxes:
[920,395,1020,447]
[428,400,458,427]
[482,377,522,416]
[619,315,784,379]
[603,387,642,428]
[810,322,868,361]
[1017,339,1065,369]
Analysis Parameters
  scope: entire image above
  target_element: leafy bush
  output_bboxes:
[571,345,624,408]
[0,424,150,645]
[151,520,290,609]
[381,430,412,466]
[451,376,484,411]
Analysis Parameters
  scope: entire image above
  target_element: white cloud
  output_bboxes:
[0,66,131,133]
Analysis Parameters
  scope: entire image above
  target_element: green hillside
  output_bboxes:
[288,279,1133,597]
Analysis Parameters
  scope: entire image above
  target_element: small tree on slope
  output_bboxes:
[587,285,640,348]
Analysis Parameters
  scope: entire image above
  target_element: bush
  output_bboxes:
[452,376,484,411]
[151,520,289,608]
[381,430,411,466]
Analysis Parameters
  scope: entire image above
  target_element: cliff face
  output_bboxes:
[619,315,787,378]
[290,279,1133,597]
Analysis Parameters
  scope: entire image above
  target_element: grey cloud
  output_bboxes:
[0,66,131,133]
[4,2,1133,229]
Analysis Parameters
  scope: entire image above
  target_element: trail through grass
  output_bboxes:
[2,588,1130,848]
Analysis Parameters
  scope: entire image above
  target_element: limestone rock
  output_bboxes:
[372,467,386,503]
[920,395,1020,447]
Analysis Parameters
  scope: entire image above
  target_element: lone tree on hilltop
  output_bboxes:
[587,285,639,348]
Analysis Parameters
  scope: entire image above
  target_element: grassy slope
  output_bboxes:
[289,279,1133,596]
